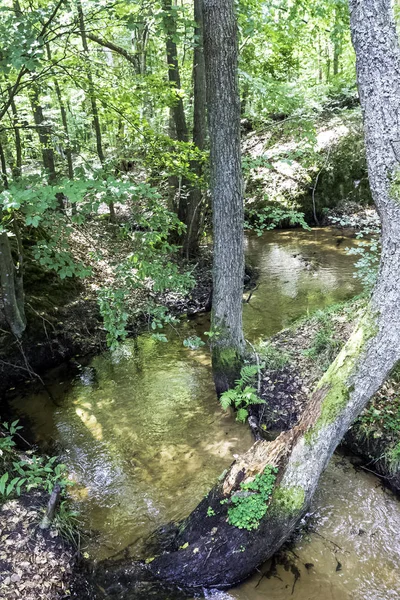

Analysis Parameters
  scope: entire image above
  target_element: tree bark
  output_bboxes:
[0,141,8,189]
[162,0,189,144]
[30,85,57,185]
[46,44,74,181]
[142,0,400,588]
[9,96,22,178]
[203,0,244,394]
[76,1,115,222]
[182,0,207,259]
[0,231,26,338]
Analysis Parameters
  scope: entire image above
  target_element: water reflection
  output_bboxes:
[12,228,389,599]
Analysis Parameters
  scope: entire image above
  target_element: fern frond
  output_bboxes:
[236,408,249,423]
[220,391,236,410]
[240,365,259,384]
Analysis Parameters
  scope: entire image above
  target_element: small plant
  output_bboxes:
[258,341,290,370]
[183,336,205,350]
[222,465,278,530]
[386,443,400,473]
[220,365,264,422]
[304,322,342,371]
[0,421,71,501]
[207,507,215,517]
[330,213,381,292]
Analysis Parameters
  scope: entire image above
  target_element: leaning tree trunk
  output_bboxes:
[204,0,245,394]
[144,0,400,588]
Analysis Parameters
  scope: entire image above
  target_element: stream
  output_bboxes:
[10,228,400,599]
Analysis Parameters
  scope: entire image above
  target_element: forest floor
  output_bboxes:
[0,481,94,599]
[253,294,400,495]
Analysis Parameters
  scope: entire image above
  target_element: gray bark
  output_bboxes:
[0,141,8,189]
[204,0,245,394]
[144,0,400,588]
[46,44,74,181]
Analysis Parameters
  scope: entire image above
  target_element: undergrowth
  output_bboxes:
[0,420,80,543]
[220,365,264,422]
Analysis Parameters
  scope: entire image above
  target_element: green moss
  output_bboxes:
[306,308,379,442]
[272,485,305,516]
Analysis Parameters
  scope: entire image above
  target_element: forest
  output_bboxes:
[1,0,400,598]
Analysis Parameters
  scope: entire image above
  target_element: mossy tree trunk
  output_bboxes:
[143,0,400,588]
[203,0,245,394]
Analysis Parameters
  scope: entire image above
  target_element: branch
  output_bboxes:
[37,0,65,41]
[87,33,138,68]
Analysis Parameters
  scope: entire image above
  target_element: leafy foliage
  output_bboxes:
[222,465,278,530]
[0,421,71,500]
[329,213,381,291]
[245,204,311,236]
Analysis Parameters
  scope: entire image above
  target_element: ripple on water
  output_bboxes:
[11,228,397,599]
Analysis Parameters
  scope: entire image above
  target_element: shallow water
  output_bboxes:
[10,228,397,599]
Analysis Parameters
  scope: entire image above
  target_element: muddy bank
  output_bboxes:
[251,298,400,494]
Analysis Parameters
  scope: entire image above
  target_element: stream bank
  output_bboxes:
[252,296,400,495]
[4,227,399,599]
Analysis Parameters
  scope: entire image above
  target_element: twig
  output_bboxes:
[312,145,332,226]
[245,283,259,304]
[245,338,261,394]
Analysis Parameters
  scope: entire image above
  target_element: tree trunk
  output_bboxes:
[142,0,400,588]
[162,0,189,144]
[46,44,74,181]
[182,0,207,258]
[202,0,244,394]
[30,85,58,185]
[0,231,26,338]
[9,96,22,178]
[77,1,115,221]
[0,140,8,189]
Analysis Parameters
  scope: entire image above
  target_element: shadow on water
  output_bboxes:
[11,228,400,599]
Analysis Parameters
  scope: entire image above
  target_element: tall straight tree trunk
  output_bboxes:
[46,44,74,181]
[162,0,190,229]
[0,141,8,189]
[30,85,57,185]
[9,96,22,178]
[182,0,207,258]
[162,0,189,144]
[203,0,244,394]
[77,0,115,222]
[0,231,26,338]
[142,0,400,588]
